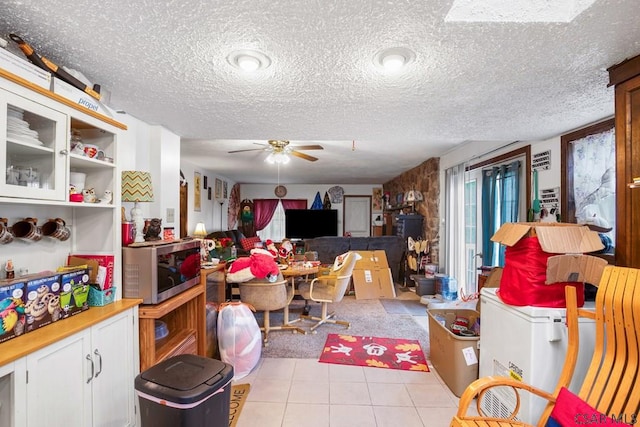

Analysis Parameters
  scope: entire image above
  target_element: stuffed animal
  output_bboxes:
[278,239,294,262]
[82,188,96,203]
[265,240,278,258]
[226,249,280,283]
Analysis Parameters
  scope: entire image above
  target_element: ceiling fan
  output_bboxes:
[228,139,324,162]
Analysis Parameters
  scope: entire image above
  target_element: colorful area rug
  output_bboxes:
[319,334,429,372]
[229,384,250,427]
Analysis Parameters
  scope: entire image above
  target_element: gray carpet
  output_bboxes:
[379,298,428,316]
[253,295,431,359]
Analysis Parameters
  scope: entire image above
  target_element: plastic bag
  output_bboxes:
[217,302,261,380]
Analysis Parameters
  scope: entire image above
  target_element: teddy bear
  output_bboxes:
[226,249,280,283]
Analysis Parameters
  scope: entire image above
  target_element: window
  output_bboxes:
[257,201,285,242]
[464,180,477,287]
[561,119,615,259]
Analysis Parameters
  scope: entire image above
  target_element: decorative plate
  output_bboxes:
[275,185,287,197]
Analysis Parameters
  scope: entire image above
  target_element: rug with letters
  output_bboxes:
[318,333,429,372]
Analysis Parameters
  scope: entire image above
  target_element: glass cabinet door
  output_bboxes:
[0,89,67,201]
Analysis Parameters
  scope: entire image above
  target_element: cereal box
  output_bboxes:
[59,268,91,319]
[24,273,62,333]
[0,278,28,343]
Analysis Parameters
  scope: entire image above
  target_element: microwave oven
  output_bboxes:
[122,239,201,304]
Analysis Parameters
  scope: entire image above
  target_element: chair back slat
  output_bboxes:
[579,267,640,416]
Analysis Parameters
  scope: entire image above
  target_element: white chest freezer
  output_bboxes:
[478,287,595,424]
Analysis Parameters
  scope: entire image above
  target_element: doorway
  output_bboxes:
[344,195,371,237]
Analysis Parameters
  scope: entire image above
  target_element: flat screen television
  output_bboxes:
[285,209,338,239]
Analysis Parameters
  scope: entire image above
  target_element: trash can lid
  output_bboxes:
[136,354,234,403]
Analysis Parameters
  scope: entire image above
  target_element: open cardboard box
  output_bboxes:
[352,250,396,299]
[491,222,608,285]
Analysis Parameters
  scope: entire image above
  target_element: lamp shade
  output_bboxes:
[404,190,423,203]
[121,171,154,202]
[194,222,208,238]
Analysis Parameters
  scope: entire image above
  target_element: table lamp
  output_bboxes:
[121,171,154,243]
[404,189,423,213]
[193,222,208,239]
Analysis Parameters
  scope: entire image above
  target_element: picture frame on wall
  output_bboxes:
[194,172,202,211]
[215,178,222,199]
[208,187,212,200]
[223,181,228,199]
[372,187,383,211]
[203,176,208,189]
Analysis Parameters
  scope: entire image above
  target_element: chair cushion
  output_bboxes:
[546,387,631,426]
[240,236,262,252]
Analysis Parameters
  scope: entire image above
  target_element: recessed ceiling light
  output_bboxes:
[227,49,271,72]
[373,47,415,73]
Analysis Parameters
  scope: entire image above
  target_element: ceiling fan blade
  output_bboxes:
[290,150,318,162]
[228,148,265,154]
[228,142,269,154]
[292,144,324,151]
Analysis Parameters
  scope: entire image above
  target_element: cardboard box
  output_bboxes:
[428,308,480,397]
[68,253,114,290]
[0,48,52,90]
[491,222,606,285]
[59,268,91,319]
[352,251,396,299]
[354,250,389,270]
[24,272,63,333]
[0,278,28,343]
[52,77,112,117]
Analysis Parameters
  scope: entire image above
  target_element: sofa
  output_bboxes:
[205,229,252,256]
[303,236,405,282]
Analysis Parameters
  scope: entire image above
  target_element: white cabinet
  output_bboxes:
[0,72,125,296]
[0,90,67,200]
[24,308,137,427]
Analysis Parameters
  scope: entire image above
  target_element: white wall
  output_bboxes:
[241,183,382,236]
[116,114,181,235]
[180,160,237,236]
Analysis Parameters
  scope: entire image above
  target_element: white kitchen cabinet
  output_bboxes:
[0,89,67,200]
[24,307,137,427]
[0,69,126,296]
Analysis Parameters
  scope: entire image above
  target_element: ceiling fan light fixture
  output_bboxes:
[373,47,415,73]
[227,49,272,72]
[265,152,290,164]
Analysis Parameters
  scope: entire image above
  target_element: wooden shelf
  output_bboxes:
[138,280,206,371]
[155,329,197,363]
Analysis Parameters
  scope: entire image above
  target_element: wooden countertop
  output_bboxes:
[0,298,142,367]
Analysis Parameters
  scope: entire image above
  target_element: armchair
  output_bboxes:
[297,251,359,333]
[450,266,640,427]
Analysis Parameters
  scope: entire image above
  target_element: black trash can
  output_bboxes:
[135,354,234,427]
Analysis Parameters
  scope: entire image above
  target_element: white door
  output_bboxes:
[344,196,371,237]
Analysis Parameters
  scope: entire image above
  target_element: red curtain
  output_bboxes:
[253,199,280,231]
[281,199,307,210]
[254,199,308,231]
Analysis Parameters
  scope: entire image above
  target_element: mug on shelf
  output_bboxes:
[42,218,70,241]
[83,144,99,158]
[0,218,14,244]
[12,217,42,241]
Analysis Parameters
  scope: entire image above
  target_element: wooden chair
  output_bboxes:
[450,265,640,427]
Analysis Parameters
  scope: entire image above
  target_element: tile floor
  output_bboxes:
[233,314,471,427]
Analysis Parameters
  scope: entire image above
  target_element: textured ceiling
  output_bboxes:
[1,0,638,184]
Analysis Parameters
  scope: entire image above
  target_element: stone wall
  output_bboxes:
[383,157,440,264]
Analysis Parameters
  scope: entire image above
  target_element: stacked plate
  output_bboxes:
[6,106,43,146]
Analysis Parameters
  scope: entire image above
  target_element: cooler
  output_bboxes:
[135,354,234,427]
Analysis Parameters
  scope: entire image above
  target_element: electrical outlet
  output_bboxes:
[166,208,175,223]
